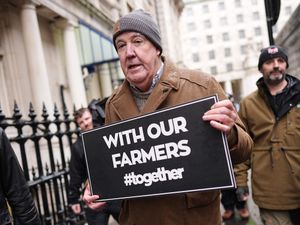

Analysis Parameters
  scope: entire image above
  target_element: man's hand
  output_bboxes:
[71,203,81,214]
[236,186,249,202]
[202,99,237,135]
[83,183,107,211]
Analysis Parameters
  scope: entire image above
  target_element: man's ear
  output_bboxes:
[156,49,161,56]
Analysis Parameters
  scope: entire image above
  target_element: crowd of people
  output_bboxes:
[2,8,299,225]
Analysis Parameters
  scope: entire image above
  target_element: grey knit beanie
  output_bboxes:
[113,9,162,54]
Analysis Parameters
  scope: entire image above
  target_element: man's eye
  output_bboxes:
[117,43,126,49]
[265,60,272,64]
[133,39,143,44]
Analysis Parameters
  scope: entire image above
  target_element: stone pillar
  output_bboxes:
[224,80,233,95]
[99,63,113,98]
[62,20,87,108]
[20,1,53,112]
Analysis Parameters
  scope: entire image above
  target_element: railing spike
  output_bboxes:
[63,105,69,119]
[0,103,6,123]
[28,102,36,120]
[45,163,49,174]
[13,100,22,120]
[56,160,60,171]
[54,103,60,119]
[42,102,49,120]
[31,166,36,180]
[72,104,77,117]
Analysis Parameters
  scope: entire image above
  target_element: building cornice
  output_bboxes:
[75,0,116,26]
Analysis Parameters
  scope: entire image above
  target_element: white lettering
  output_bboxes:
[111,140,191,168]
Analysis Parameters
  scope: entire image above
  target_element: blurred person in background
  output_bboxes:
[68,108,121,225]
[221,94,249,221]
[235,45,300,225]
[221,187,249,221]
[0,127,41,225]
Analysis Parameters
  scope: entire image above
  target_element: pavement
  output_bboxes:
[221,196,263,225]
[222,171,263,225]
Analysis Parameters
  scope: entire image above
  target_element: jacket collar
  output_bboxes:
[257,74,300,96]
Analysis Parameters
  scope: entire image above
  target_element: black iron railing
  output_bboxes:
[0,102,86,225]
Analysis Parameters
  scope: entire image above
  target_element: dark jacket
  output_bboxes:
[68,136,87,205]
[0,128,41,225]
[105,57,253,225]
[236,74,300,210]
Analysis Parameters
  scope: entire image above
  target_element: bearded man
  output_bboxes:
[235,45,300,225]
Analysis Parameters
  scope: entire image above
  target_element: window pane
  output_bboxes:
[252,11,260,20]
[254,27,262,36]
[238,30,245,39]
[210,66,217,74]
[74,28,84,65]
[192,53,200,62]
[79,25,93,64]
[240,45,247,54]
[225,48,231,57]
[206,35,213,44]
[190,37,198,46]
[101,37,113,60]
[218,2,225,10]
[202,4,209,13]
[222,32,230,41]
[237,14,243,23]
[235,0,241,7]
[186,7,194,16]
[220,17,228,26]
[91,31,102,62]
[226,63,233,72]
[208,50,215,59]
[204,20,211,28]
[187,22,196,31]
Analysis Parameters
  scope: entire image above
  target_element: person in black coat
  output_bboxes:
[68,108,121,225]
[0,127,41,225]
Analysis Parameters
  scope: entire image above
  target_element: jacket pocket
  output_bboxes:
[185,191,219,208]
[282,146,300,176]
[286,107,300,135]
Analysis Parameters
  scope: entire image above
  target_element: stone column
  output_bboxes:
[62,20,87,108]
[99,63,113,98]
[224,80,233,95]
[20,1,53,112]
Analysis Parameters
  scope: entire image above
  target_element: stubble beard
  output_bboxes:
[264,71,286,86]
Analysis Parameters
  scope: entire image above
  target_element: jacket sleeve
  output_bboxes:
[233,99,252,186]
[68,139,87,205]
[0,129,41,225]
[227,119,253,164]
[209,77,253,165]
[234,160,251,187]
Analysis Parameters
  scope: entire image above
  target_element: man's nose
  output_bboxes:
[125,44,135,57]
[274,59,281,67]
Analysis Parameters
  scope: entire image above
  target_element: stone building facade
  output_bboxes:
[0,0,183,116]
[276,4,300,78]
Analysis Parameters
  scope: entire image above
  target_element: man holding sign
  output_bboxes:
[83,9,253,225]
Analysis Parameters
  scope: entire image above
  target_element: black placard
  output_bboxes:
[82,95,236,201]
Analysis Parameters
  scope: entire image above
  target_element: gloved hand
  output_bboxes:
[236,186,249,202]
